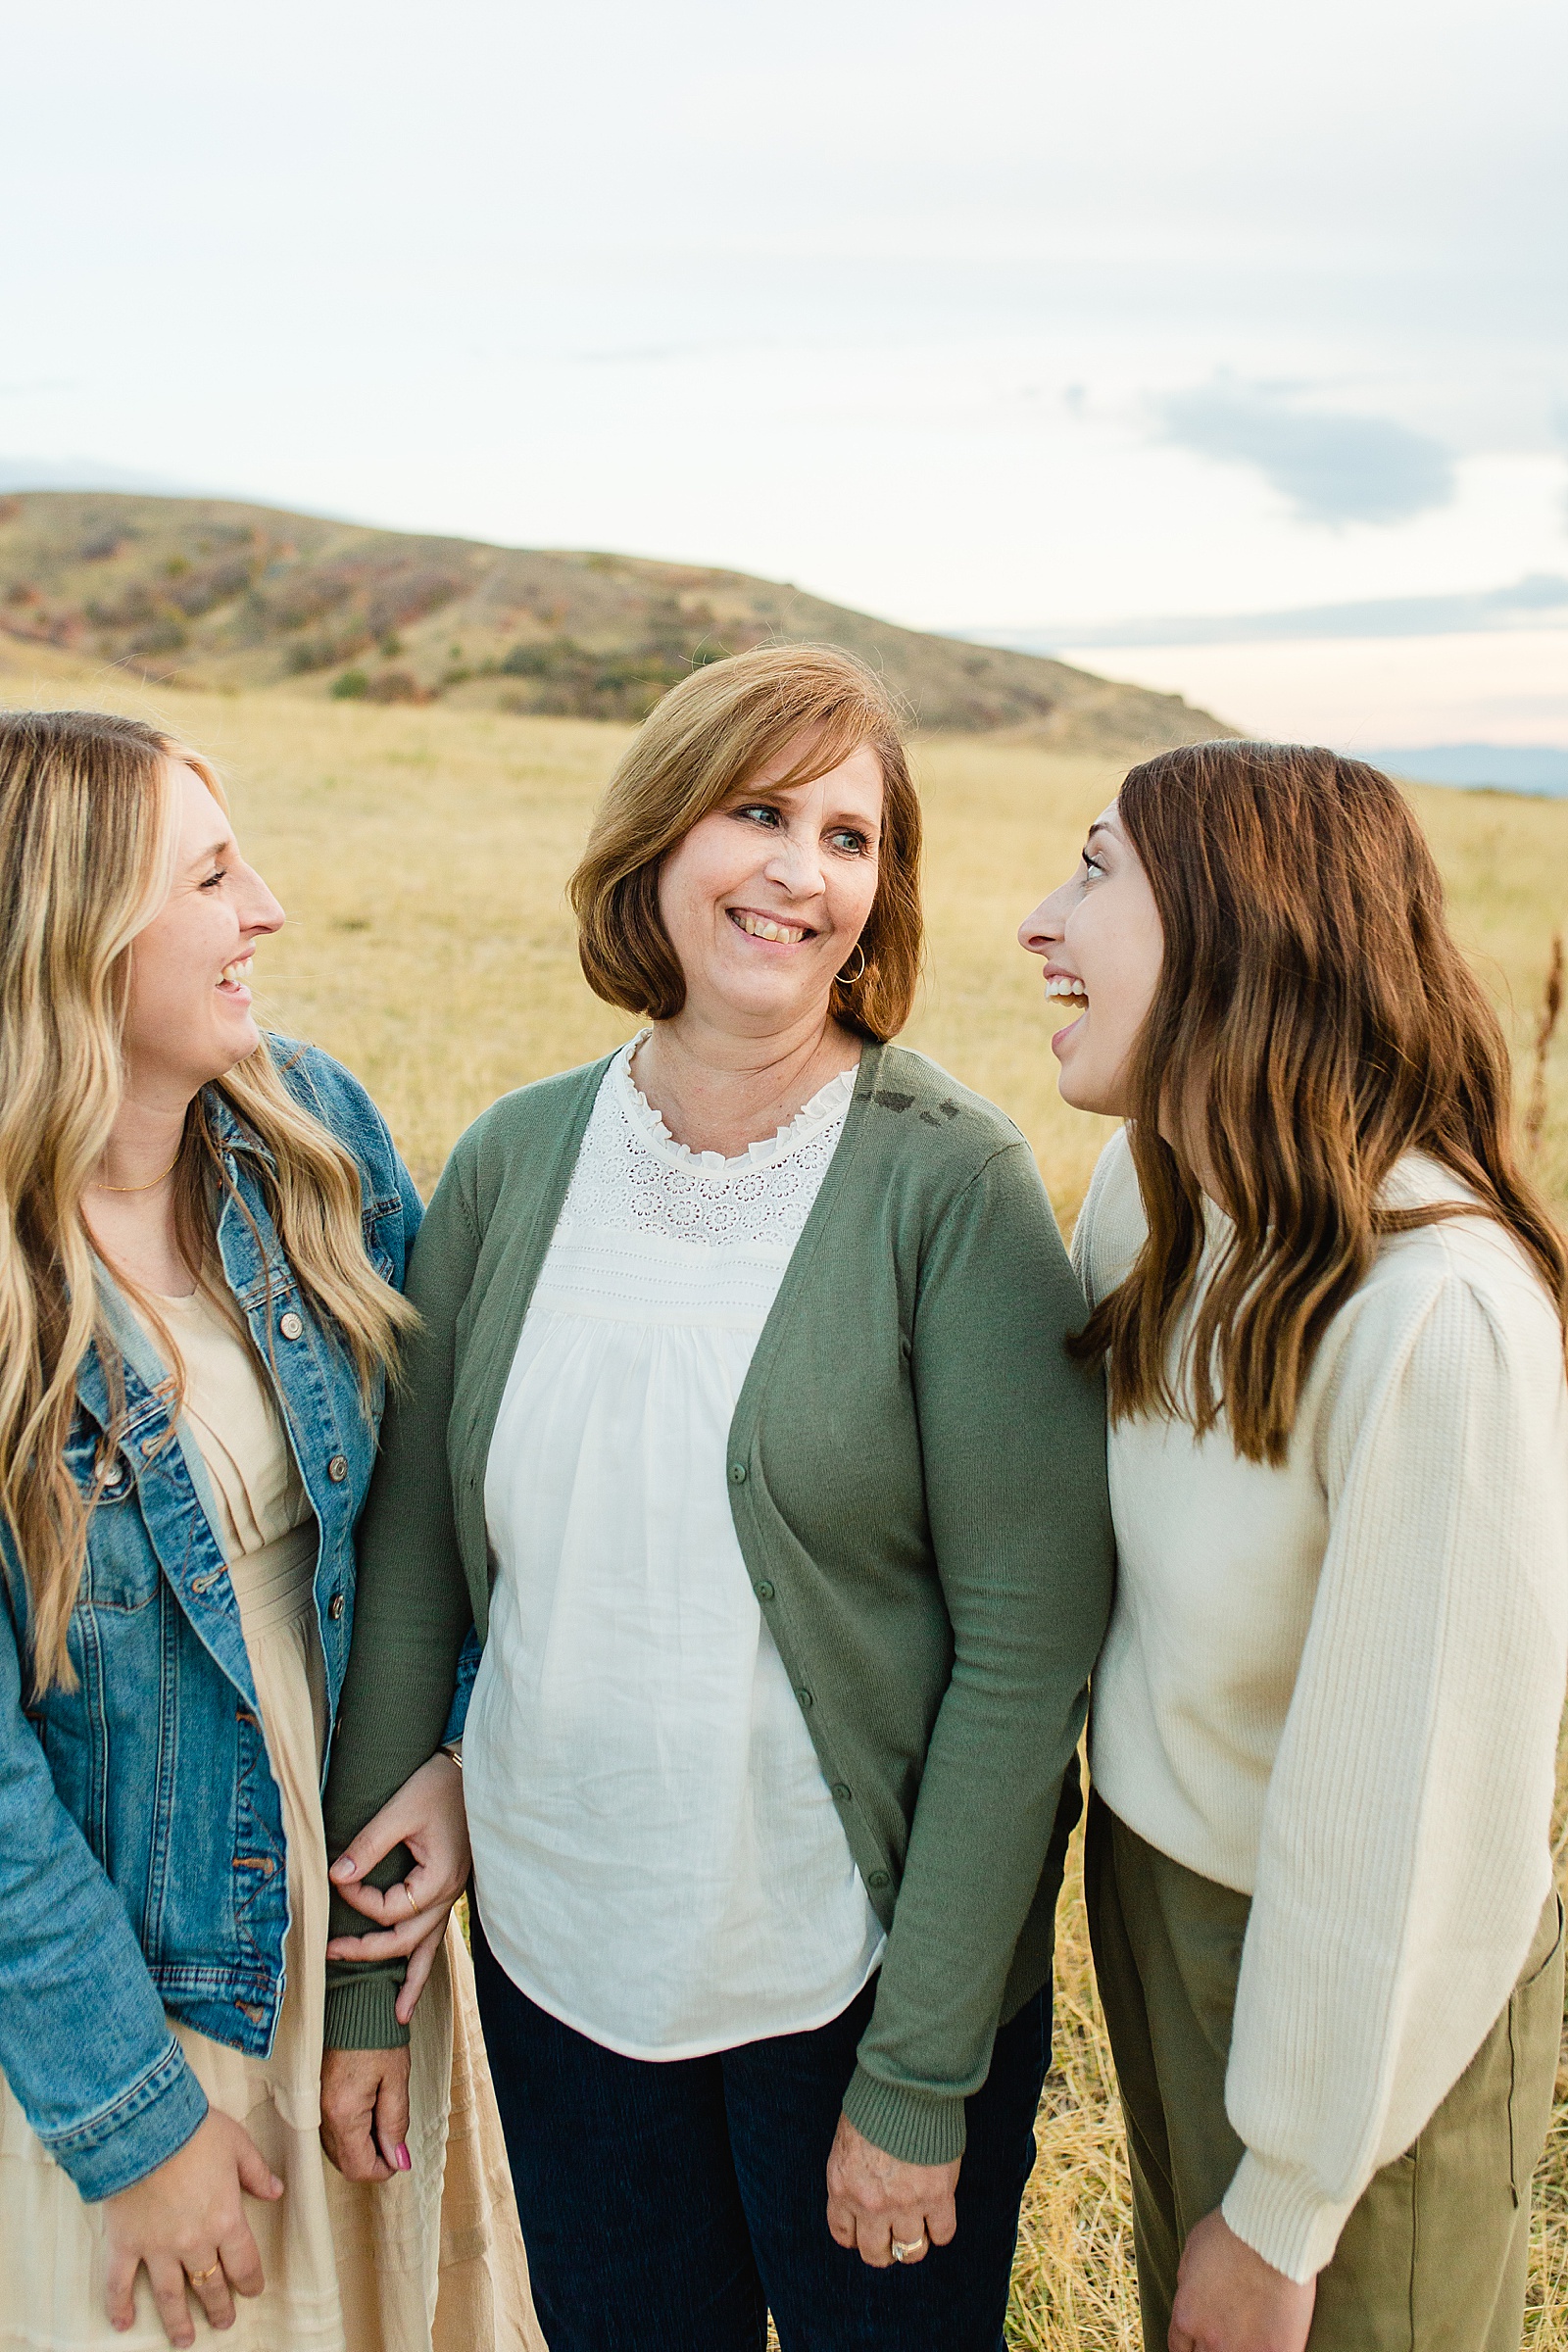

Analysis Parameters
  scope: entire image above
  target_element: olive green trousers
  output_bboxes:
[1085,1795,1565,2352]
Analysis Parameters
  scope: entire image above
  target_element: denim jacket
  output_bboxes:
[0,1040,466,2201]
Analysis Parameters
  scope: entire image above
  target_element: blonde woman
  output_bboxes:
[321,646,1113,2351]
[0,712,536,2352]
[1021,742,1567,2350]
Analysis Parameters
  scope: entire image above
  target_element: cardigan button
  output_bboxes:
[279,1310,304,1341]
[795,1687,813,1710]
[327,1454,349,1483]
[831,1784,852,1802]
[867,1870,891,1890]
[754,1581,774,1601]
[729,1462,748,1485]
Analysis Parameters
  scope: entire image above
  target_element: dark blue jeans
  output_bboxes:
[471,1914,1051,2352]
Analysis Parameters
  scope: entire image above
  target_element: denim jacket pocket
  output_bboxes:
[66,1426,162,1614]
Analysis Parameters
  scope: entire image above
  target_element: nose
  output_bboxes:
[763,825,825,899]
[240,863,287,940]
[1018,885,1066,957]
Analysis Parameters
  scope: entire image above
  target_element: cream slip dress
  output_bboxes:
[0,1286,544,2352]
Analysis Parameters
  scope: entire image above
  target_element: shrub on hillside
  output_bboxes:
[499,634,727,720]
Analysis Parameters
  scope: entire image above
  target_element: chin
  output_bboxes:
[1056,1064,1113,1116]
[215,1015,262,1071]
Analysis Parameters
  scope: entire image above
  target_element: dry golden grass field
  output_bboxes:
[5,648,1567,2345]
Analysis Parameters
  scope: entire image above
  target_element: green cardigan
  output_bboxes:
[322,1040,1113,2166]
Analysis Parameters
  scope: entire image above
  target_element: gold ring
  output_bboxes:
[890,2234,927,2264]
[187,2262,220,2284]
[403,1883,419,1917]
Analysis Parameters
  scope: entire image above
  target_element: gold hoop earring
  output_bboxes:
[837,944,867,987]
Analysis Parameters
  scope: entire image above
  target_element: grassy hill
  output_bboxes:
[0,490,1233,752]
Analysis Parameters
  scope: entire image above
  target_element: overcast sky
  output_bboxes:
[4,0,1565,739]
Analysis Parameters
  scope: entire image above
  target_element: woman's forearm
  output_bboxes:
[321,1156,483,2047]
[1224,1273,1568,2280]
[846,1143,1114,2163]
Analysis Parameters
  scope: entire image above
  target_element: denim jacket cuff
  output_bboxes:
[40,2036,209,2204]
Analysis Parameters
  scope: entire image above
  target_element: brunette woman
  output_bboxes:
[0,712,536,2351]
[1020,740,1567,2352]
[320,644,1114,2352]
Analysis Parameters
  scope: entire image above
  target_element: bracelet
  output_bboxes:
[441,1740,464,1772]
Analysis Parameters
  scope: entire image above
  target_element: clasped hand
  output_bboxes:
[1169,2210,1316,2352]
[825,2113,959,2268]
[319,1750,469,2182]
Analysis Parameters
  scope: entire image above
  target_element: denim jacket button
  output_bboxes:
[327,1592,346,1621]
[327,1454,349,1483]
[278,1311,304,1342]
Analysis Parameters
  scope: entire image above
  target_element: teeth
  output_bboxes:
[1045,976,1089,1000]
[734,911,807,945]
[220,957,254,987]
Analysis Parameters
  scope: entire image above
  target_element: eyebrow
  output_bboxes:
[1086,820,1115,843]
[183,832,234,872]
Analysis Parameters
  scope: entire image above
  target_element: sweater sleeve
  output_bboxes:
[841,1143,1116,2165]
[1221,1260,1568,2279]
[321,1142,484,2051]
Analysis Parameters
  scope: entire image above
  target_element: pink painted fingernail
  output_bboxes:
[396,2142,412,2171]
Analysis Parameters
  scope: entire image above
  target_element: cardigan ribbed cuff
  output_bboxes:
[1222,2149,1355,2284]
[322,1973,411,2053]
[840,2062,967,2168]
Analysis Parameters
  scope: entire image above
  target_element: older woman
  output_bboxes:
[319,645,1113,2351]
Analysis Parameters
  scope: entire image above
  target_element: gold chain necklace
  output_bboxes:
[91,1155,180,1195]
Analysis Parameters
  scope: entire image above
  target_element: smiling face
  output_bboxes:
[1017,800,1165,1115]
[121,760,286,1106]
[656,734,884,1035]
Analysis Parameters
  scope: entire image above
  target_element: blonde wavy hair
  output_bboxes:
[0,710,415,1690]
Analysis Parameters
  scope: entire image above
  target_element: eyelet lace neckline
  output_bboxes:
[614,1034,858,1177]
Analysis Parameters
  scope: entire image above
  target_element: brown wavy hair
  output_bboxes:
[569,643,923,1041]
[0,710,416,1690]
[1074,740,1568,1464]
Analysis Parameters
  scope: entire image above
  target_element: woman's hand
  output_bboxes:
[1169,2210,1316,2352]
[325,1750,468,2025]
[824,2112,959,2268]
[102,2109,283,2345]
[318,2045,414,2182]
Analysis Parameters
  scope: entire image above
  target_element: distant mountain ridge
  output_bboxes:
[0,491,1232,751]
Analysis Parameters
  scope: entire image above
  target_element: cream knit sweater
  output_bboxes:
[1075,1127,1568,2281]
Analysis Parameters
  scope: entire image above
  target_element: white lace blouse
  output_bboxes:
[464,1039,886,2059]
